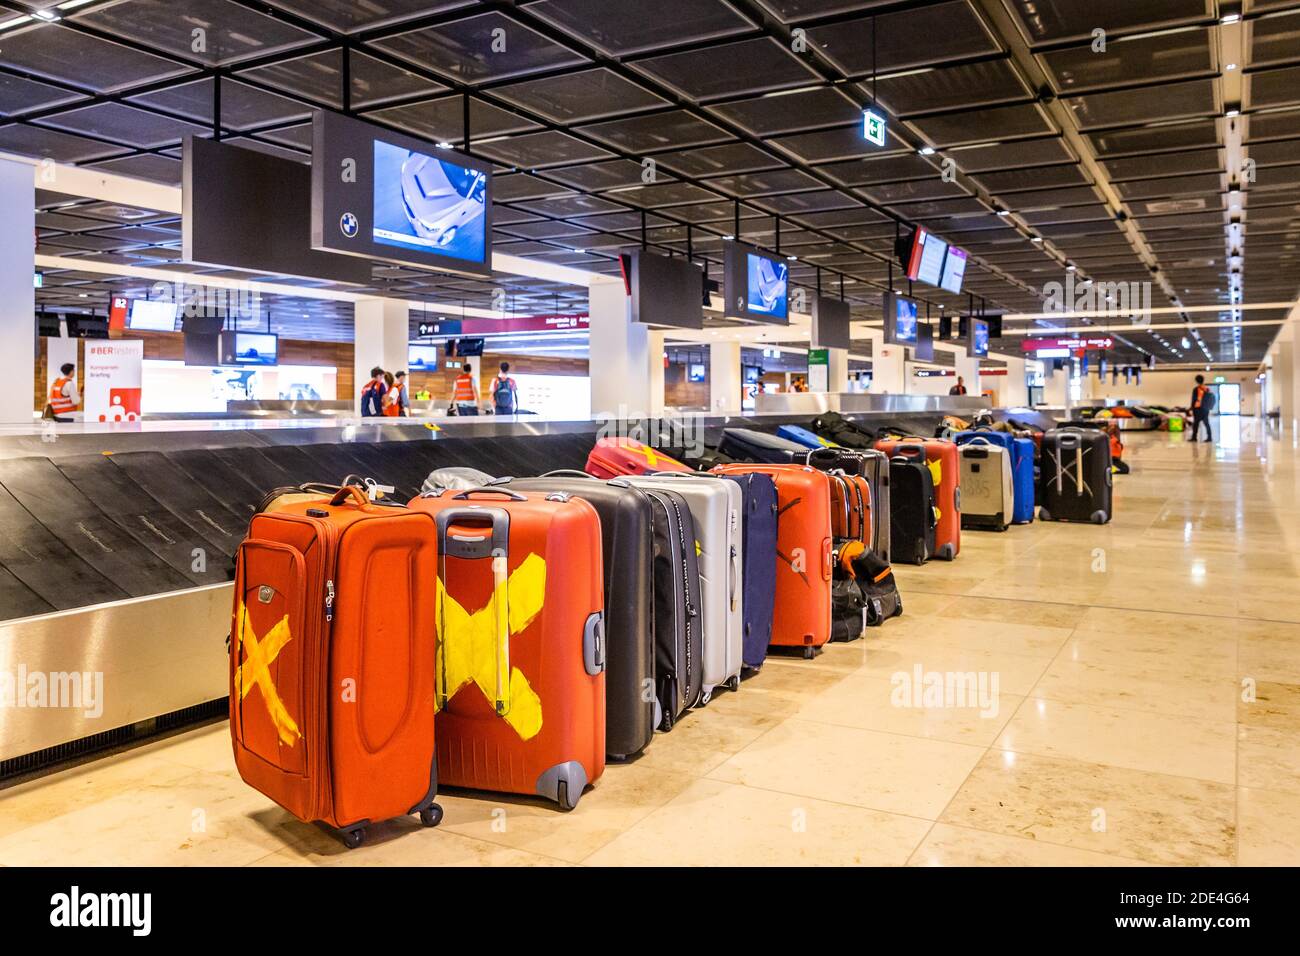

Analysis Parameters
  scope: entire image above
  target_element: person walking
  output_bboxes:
[491,362,519,416]
[948,376,968,396]
[451,362,480,416]
[1189,374,1215,443]
[384,370,411,417]
[360,367,387,418]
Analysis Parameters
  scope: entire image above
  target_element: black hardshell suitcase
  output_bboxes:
[641,487,704,731]
[1039,428,1113,524]
[495,472,656,760]
[889,456,937,565]
[717,428,808,464]
[806,447,891,562]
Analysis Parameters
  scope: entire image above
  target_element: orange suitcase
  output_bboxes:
[711,464,832,658]
[230,486,441,848]
[829,472,871,550]
[875,438,961,560]
[410,487,606,810]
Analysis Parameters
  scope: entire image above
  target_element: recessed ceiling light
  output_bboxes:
[1221,13,1240,24]
[435,142,453,150]
[996,209,1010,217]
[1226,109,1240,118]
[918,147,935,156]
[1031,236,1043,243]
[723,234,734,240]
[1225,63,1237,71]
[33,9,60,22]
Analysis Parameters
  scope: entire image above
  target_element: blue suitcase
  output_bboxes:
[776,424,839,450]
[955,431,1035,525]
[717,472,778,670]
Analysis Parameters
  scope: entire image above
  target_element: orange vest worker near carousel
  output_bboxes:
[48,362,80,422]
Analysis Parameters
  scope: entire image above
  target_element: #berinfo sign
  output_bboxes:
[84,340,143,423]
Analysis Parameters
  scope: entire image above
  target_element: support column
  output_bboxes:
[0,158,35,424]
[998,354,1028,407]
[1280,338,1297,431]
[709,339,742,414]
[829,347,849,393]
[353,298,410,416]
[647,329,666,418]
[589,278,650,418]
[1042,361,1068,409]
[868,332,906,394]
[952,351,980,399]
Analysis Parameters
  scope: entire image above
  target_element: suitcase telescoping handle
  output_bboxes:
[452,488,528,502]
[895,442,927,460]
[435,506,512,716]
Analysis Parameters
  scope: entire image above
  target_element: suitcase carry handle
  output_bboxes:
[435,506,512,715]
[452,488,528,502]
[539,469,599,479]
[894,443,927,459]
[328,485,371,508]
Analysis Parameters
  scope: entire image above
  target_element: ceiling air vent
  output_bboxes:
[1143,198,1208,214]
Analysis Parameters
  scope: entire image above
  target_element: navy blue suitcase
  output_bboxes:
[718,472,778,671]
[717,428,807,464]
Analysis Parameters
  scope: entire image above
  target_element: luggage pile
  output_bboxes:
[228,415,1114,847]
[229,437,903,847]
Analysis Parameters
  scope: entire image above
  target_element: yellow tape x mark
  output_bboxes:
[235,607,302,748]
[436,553,547,741]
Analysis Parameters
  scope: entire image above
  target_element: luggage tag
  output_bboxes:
[364,477,396,502]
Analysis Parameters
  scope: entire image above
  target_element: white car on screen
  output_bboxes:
[400,153,486,248]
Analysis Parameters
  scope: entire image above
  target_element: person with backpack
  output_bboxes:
[491,362,519,416]
[360,367,387,418]
[1189,374,1215,443]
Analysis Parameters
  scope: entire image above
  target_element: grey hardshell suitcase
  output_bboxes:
[958,439,1014,532]
[625,474,744,704]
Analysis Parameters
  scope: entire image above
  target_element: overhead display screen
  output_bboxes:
[128,299,179,332]
[372,140,487,265]
[622,248,704,330]
[915,322,935,361]
[408,344,438,371]
[723,240,790,325]
[969,318,989,358]
[312,110,493,280]
[221,331,278,367]
[883,291,919,345]
[916,233,948,287]
[811,294,851,350]
[940,246,968,294]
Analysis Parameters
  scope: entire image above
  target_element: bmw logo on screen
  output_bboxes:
[340,212,359,239]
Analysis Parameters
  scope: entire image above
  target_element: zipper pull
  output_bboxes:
[325,579,335,623]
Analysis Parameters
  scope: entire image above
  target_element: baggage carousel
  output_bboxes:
[0,401,989,776]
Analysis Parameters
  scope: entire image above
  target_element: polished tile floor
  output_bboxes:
[3,420,1298,866]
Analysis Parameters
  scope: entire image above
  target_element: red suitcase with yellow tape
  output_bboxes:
[229,485,441,848]
[409,487,606,810]
[585,436,692,479]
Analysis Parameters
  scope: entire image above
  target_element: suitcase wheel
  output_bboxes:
[727,674,741,692]
[419,804,444,828]
[342,827,366,850]
[1038,507,1052,522]
[1091,510,1108,525]
[538,761,589,812]
[803,646,816,660]
[699,686,713,706]
[557,780,579,812]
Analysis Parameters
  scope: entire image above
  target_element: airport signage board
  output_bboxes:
[1020,336,1114,352]
[84,340,143,423]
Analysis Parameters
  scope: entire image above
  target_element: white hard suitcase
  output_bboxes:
[958,439,1013,532]
[625,474,743,703]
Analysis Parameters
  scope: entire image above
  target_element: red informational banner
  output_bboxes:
[1021,335,1114,352]
[108,295,129,331]
[461,313,589,335]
